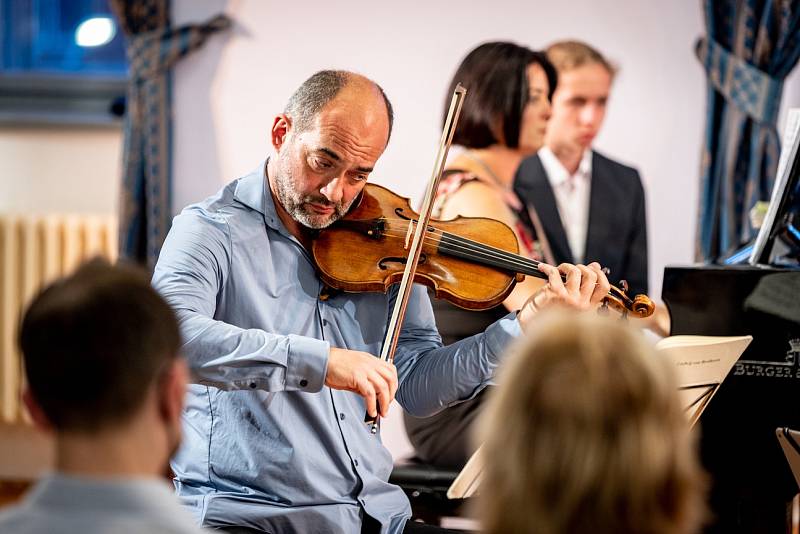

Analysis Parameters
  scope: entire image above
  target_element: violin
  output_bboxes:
[312,183,655,318]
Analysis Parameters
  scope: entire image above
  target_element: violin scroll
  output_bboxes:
[632,294,656,317]
[601,281,655,318]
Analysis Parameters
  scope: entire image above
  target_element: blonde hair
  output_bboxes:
[546,40,617,79]
[477,312,706,534]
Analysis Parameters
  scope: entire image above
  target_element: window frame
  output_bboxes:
[0,73,126,126]
[0,0,128,126]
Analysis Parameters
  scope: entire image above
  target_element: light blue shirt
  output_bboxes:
[0,473,207,534]
[152,162,521,533]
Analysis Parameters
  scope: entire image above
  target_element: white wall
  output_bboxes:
[0,126,121,479]
[0,126,121,214]
[172,1,800,458]
[172,0,799,299]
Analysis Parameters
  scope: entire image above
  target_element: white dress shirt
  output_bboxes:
[538,146,593,263]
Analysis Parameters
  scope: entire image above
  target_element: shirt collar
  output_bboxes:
[577,148,593,177]
[233,158,285,232]
[539,146,593,187]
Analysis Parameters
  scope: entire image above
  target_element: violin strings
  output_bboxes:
[378,221,546,276]
[347,216,598,278]
[363,226,631,305]
[367,220,630,303]
[375,218,542,271]
[368,217,545,273]
[366,232,524,291]
[377,228,536,273]
[379,224,544,275]
[440,230,544,274]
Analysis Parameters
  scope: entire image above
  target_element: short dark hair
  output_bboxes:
[447,42,557,149]
[284,70,395,143]
[18,258,181,432]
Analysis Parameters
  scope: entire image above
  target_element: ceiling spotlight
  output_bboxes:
[75,17,116,47]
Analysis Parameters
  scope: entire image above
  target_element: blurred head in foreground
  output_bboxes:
[19,258,186,476]
[477,312,706,534]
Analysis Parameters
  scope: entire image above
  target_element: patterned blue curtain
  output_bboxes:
[696,0,800,262]
[111,1,230,270]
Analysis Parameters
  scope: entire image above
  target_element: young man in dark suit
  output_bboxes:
[514,40,648,296]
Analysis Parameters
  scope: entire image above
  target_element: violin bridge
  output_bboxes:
[404,220,414,250]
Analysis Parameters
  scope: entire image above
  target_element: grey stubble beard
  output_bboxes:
[272,158,353,230]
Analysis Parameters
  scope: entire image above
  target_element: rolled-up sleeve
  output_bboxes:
[153,208,329,393]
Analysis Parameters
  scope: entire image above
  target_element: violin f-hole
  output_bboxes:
[378,254,428,270]
[395,208,438,235]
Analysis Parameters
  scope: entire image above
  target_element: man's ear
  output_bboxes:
[271,114,292,151]
[158,358,188,425]
[22,388,53,432]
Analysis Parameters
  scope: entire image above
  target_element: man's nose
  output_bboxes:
[579,104,601,127]
[320,175,345,204]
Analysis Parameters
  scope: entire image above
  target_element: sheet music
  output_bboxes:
[750,108,800,264]
[447,446,483,500]
[678,384,714,413]
[778,110,800,181]
[447,335,752,499]
[657,335,751,387]
[657,335,752,426]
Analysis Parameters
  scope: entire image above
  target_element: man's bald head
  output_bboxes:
[284,70,394,144]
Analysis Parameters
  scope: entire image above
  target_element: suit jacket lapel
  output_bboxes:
[584,152,612,265]
[514,155,574,264]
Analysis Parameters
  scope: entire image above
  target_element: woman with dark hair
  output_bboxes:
[436,41,557,288]
[404,41,558,469]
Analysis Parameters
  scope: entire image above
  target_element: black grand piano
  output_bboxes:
[663,120,800,533]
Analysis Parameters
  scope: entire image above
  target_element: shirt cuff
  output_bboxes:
[487,310,523,359]
[285,334,329,392]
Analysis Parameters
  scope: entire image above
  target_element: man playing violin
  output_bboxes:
[153,70,610,534]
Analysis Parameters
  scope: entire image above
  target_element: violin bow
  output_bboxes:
[366,84,467,433]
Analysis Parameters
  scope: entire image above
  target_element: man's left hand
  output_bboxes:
[517,262,610,328]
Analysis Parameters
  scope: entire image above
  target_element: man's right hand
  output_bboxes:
[325,348,398,418]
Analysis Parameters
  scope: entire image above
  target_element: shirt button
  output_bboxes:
[340,413,345,420]
[299,379,308,388]
[353,459,359,466]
